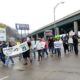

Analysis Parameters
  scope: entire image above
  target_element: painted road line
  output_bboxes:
[0,76,9,80]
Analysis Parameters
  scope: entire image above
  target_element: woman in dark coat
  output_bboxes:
[22,39,32,65]
[72,34,78,55]
[62,34,69,54]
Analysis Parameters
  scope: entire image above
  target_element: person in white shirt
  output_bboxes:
[54,38,62,57]
[68,36,73,52]
[36,38,45,61]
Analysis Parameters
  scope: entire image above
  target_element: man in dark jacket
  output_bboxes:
[48,37,54,55]
[62,34,69,54]
[0,41,7,65]
[72,34,78,55]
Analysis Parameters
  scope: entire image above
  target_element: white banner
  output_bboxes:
[10,45,22,56]
[3,42,29,56]
[3,47,13,56]
[0,28,6,41]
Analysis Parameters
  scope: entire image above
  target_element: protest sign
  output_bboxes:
[11,45,22,56]
[36,41,45,50]
[40,42,45,49]
[3,47,13,56]
[19,42,29,53]
[3,42,29,56]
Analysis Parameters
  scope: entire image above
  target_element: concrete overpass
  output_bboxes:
[29,10,80,39]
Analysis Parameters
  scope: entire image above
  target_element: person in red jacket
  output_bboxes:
[42,38,48,58]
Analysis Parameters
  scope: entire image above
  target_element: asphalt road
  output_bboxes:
[0,46,80,80]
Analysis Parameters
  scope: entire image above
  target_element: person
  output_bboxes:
[41,38,48,58]
[31,38,36,59]
[68,36,73,52]
[0,41,6,65]
[54,38,62,57]
[17,40,22,61]
[48,37,54,55]
[27,39,32,63]
[72,33,78,55]
[5,41,14,65]
[36,38,43,61]
[62,34,69,54]
[22,38,32,65]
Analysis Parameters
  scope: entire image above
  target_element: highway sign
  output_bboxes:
[15,23,29,30]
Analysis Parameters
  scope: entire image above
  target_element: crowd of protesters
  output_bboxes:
[0,32,79,66]
[20,32,79,65]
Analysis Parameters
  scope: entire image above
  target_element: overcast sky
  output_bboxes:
[0,0,80,33]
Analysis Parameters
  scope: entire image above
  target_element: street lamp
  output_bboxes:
[54,1,64,35]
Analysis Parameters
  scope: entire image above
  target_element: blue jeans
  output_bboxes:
[55,48,61,57]
[69,43,73,52]
[42,48,48,57]
[5,56,14,65]
[31,49,36,59]
[49,46,54,54]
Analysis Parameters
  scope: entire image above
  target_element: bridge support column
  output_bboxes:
[74,21,78,34]
[44,32,46,40]
[30,36,33,39]
[36,34,38,39]
[55,27,59,35]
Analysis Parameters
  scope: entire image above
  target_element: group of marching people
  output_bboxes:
[61,33,79,55]
[21,38,49,65]
[0,32,79,66]
[48,33,79,56]
[21,36,64,65]
[22,33,79,65]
